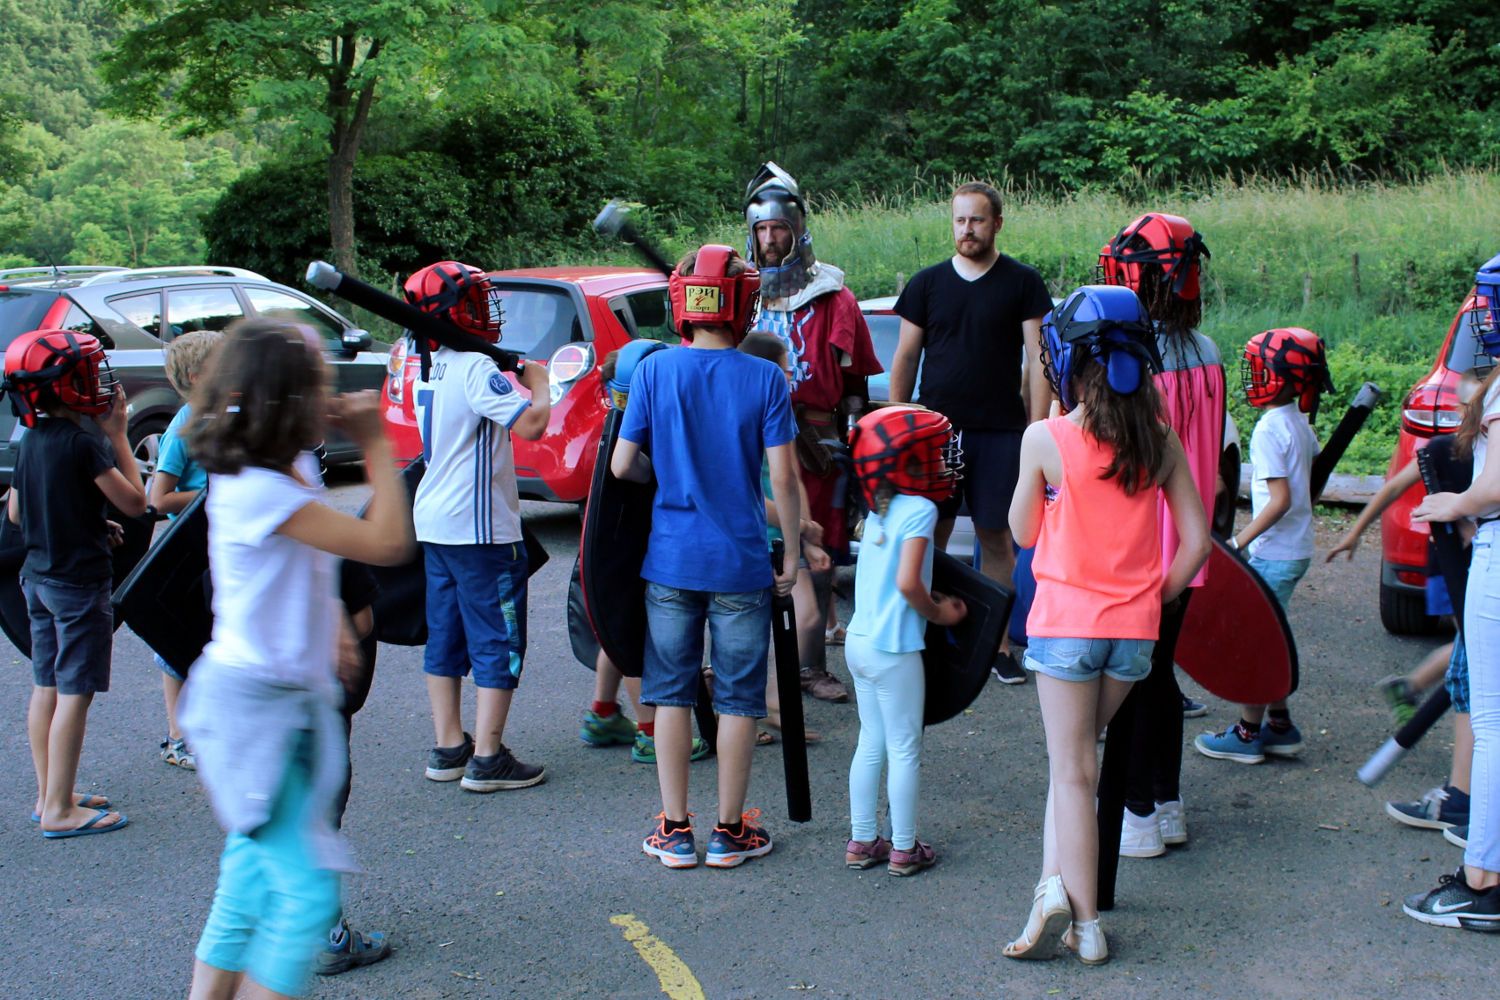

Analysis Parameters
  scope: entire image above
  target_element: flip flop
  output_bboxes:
[42,808,129,839]
[756,729,777,746]
[30,793,112,823]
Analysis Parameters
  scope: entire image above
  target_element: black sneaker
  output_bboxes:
[1403,868,1500,931]
[1181,694,1208,718]
[425,733,474,782]
[1444,824,1469,850]
[460,745,546,792]
[991,650,1028,685]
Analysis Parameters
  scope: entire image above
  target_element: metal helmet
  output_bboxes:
[1040,285,1162,412]
[1470,252,1500,359]
[668,245,760,343]
[850,405,961,509]
[1241,327,1334,414]
[1,329,117,428]
[403,261,502,345]
[744,161,815,299]
[1098,213,1211,302]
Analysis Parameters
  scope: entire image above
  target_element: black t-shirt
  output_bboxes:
[894,254,1053,430]
[14,417,116,584]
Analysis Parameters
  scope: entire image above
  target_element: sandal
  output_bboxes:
[42,808,129,839]
[845,836,892,869]
[756,729,777,746]
[763,718,822,743]
[31,792,111,823]
[825,625,846,646]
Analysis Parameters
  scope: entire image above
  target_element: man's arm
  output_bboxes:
[1023,315,1050,422]
[890,319,924,404]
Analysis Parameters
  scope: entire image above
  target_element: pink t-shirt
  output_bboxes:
[1154,331,1224,588]
[1027,417,1163,641]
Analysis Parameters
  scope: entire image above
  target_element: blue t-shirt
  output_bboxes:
[848,493,938,653]
[619,346,796,592]
[157,404,207,519]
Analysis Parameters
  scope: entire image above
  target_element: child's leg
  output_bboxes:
[654,706,694,819]
[845,636,887,842]
[593,651,625,707]
[421,543,470,748]
[192,833,269,999]
[715,715,758,824]
[624,676,653,725]
[164,673,185,741]
[28,684,55,815]
[1409,642,1453,692]
[474,688,515,758]
[642,584,709,821]
[1035,672,1133,920]
[876,650,926,850]
[704,587,772,823]
[424,676,465,748]
[792,568,823,673]
[41,693,122,831]
[1453,711,1475,794]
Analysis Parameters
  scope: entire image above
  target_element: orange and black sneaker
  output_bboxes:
[705,808,773,868]
[642,813,697,869]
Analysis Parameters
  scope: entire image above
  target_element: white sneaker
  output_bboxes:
[1157,800,1188,846]
[1120,810,1165,858]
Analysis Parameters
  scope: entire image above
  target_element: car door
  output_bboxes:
[240,285,382,395]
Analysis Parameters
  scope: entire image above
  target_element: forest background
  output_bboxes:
[2,0,1498,472]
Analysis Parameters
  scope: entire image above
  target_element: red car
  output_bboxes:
[1380,288,1490,633]
[381,266,673,502]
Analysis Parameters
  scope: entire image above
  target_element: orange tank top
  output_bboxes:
[1026,417,1163,640]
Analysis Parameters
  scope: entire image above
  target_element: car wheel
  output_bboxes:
[128,416,169,484]
[1379,580,1440,636]
[1212,445,1240,538]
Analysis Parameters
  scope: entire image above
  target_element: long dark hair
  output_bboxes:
[189,318,327,475]
[1073,361,1169,495]
[1455,366,1500,461]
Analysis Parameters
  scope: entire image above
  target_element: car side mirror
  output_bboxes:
[341,328,373,355]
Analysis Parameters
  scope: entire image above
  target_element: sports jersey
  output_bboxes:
[413,347,530,545]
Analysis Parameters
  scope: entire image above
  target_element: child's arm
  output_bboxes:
[1160,429,1212,603]
[94,389,148,517]
[1415,440,1500,522]
[1326,456,1420,562]
[895,536,966,625]
[148,470,199,516]
[7,489,17,525]
[1008,421,1057,549]
[509,362,553,441]
[610,438,652,483]
[277,391,416,567]
[1231,477,1289,552]
[767,441,801,595]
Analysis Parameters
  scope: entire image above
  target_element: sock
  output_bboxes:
[1236,719,1261,739]
[591,700,617,718]
[1266,709,1292,733]
[638,721,655,738]
[1124,803,1155,821]
[719,819,746,838]
[663,815,691,834]
[1124,807,1156,827]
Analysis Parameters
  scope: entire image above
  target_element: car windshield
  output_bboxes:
[0,291,57,348]
[492,287,582,358]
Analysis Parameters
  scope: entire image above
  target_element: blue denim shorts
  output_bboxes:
[1246,555,1310,611]
[422,542,528,690]
[642,582,770,717]
[1446,638,1470,714]
[23,577,113,695]
[1023,636,1154,684]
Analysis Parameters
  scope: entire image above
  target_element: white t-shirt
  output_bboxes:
[1472,380,1500,519]
[202,462,338,694]
[1248,402,1319,561]
[412,347,531,545]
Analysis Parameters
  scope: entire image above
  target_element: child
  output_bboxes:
[611,245,800,869]
[4,328,146,838]
[147,329,222,770]
[578,342,709,764]
[1004,286,1210,964]
[841,404,967,876]
[1195,327,1331,764]
[1407,252,1500,929]
[178,318,414,997]
[1098,212,1222,858]
[406,261,552,792]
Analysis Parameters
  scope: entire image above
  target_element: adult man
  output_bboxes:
[889,181,1053,682]
[745,161,883,703]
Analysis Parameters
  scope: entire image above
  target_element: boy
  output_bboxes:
[5,328,147,837]
[148,329,222,770]
[611,246,800,868]
[407,261,552,791]
[1195,326,1331,764]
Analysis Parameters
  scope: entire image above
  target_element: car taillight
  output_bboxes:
[1396,569,1427,587]
[1401,382,1460,438]
[547,343,594,405]
[386,339,409,404]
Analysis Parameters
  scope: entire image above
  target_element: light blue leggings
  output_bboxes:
[1464,526,1500,873]
[846,634,926,851]
[194,746,342,997]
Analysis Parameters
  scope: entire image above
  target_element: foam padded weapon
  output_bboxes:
[592,200,676,278]
[771,539,812,822]
[1311,382,1382,500]
[305,261,523,373]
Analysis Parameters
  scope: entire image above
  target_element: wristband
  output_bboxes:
[1227,537,1240,551]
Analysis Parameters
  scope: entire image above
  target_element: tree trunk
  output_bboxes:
[328,145,358,276]
[325,35,382,278]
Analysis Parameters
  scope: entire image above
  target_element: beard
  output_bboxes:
[954,235,993,259]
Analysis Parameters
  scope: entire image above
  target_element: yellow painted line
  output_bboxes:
[610,913,706,1000]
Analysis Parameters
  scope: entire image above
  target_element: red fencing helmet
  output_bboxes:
[1241,327,1334,414]
[850,406,961,508]
[403,261,502,345]
[668,245,760,342]
[1099,213,1210,302]
[2,329,117,427]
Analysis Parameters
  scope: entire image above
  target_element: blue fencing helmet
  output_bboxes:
[1472,252,1500,359]
[1041,285,1161,412]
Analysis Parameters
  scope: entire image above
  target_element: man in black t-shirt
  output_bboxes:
[890,182,1052,680]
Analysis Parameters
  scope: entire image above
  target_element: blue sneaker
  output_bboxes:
[642,815,697,869]
[1386,785,1469,831]
[580,707,637,747]
[1445,824,1470,849]
[1260,721,1304,758]
[315,918,392,976]
[632,731,711,764]
[1193,723,1265,764]
[705,808,774,868]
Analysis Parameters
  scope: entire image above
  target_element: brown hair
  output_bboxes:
[599,348,621,386]
[1073,361,1169,495]
[188,318,328,475]
[164,330,223,398]
[738,332,788,367]
[952,181,1003,219]
[1455,367,1500,461]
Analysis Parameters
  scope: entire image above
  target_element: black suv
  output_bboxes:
[0,265,386,484]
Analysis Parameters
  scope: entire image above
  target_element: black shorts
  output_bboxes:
[936,428,1022,531]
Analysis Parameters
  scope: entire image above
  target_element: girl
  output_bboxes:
[841,404,966,876]
[1005,286,1210,964]
[1408,253,1500,930]
[179,319,414,999]
[1098,213,1222,857]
